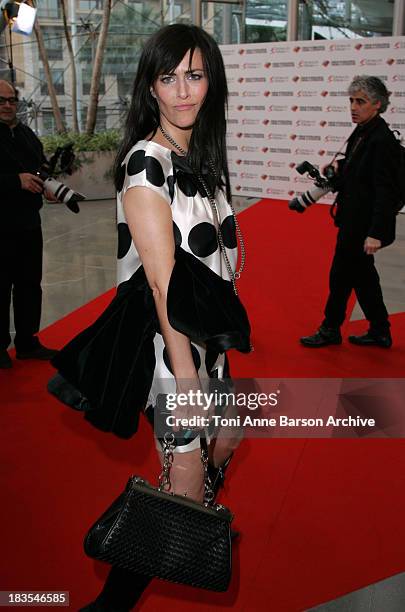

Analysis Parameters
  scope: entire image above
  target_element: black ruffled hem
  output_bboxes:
[49,247,251,438]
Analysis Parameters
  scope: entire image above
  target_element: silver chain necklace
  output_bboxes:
[159,124,246,295]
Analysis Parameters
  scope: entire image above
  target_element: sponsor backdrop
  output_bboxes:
[221,36,405,203]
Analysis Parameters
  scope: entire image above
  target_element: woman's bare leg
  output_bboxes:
[157,446,205,503]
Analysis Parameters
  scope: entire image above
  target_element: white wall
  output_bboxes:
[221,36,405,203]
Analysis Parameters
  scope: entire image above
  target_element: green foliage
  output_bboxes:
[41,129,122,156]
[40,130,121,176]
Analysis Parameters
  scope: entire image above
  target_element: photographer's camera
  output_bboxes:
[289,161,337,213]
[38,143,85,214]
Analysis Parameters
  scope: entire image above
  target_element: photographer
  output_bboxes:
[0,80,57,368]
[300,75,401,349]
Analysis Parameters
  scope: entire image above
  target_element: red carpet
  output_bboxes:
[1,199,405,611]
[231,199,405,378]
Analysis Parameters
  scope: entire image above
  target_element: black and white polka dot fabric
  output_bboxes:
[117,141,237,451]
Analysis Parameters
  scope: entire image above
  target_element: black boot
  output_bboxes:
[0,349,12,369]
[79,567,151,611]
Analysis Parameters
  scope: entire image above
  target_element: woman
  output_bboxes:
[78,23,251,610]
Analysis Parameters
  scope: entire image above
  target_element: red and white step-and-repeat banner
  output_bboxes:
[221,36,405,202]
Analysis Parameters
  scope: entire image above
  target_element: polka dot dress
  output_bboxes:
[116,140,238,444]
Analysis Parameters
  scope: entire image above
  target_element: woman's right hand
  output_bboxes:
[166,379,214,432]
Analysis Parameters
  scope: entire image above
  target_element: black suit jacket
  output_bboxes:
[0,121,46,231]
[334,115,401,247]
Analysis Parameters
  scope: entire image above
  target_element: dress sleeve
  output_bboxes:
[122,145,173,205]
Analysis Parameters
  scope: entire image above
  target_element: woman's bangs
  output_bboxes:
[152,42,197,79]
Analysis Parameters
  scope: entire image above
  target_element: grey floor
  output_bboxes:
[307,571,405,611]
[41,198,117,329]
[14,198,405,611]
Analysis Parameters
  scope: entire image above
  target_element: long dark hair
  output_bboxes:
[114,24,231,201]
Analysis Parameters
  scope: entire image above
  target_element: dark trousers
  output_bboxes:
[323,233,389,333]
[0,227,43,351]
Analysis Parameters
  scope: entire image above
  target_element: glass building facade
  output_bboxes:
[1,0,403,133]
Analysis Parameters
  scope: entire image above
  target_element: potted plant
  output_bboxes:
[41,130,122,201]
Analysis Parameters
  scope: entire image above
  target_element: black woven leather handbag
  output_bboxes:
[84,434,233,592]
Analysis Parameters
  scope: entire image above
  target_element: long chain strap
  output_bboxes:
[158,432,215,506]
[200,440,215,505]
[159,125,246,296]
[158,432,176,491]
[198,170,246,296]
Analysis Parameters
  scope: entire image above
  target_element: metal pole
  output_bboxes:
[233,13,241,44]
[191,0,202,26]
[287,0,299,41]
[240,0,246,43]
[222,4,232,43]
[299,0,312,41]
[168,0,175,23]
[8,26,15,83]
[393,0,405,36]
[33,101,38,133]
[345,0,352,23]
